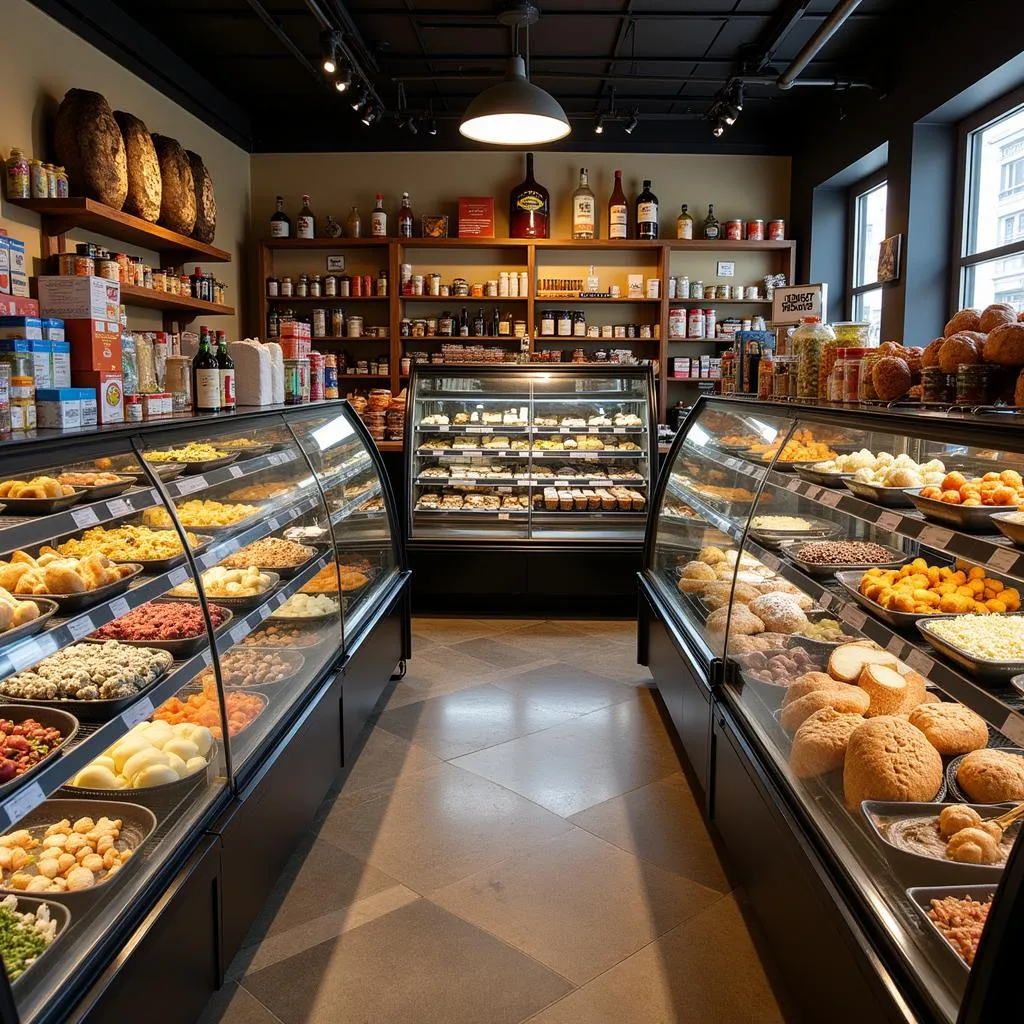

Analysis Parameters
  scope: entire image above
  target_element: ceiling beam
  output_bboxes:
[344,7,880,19]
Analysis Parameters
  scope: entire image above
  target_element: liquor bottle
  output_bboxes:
[398,192,413,238]
[459,307,470,337]
[635,180,659,240]
[346,206,362,238]
[499,312,513,336]
[676,203,693,240]
[509,153,550,239]
[192,326,221,413]
[571,167,596,240]
[702,203,720,240]
[473,309,486,336]
[608,170,628,240]
[586,265,599,292]
[491,306,501,335]
[371,193,387,236]
[216,331,235,411]
[296,195,315,239]
[270,196,291,238]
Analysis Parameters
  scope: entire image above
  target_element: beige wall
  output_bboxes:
[0,0,251,335]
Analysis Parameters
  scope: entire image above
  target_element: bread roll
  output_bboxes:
[113,110,161,222]
[979,303,1017,333]
[872,356,912,401]
[782,671,848,707]
[983,322,1024,367]
[908,702,988,756]
[54,89,127,209]
[780,686,870,731]
[790,707,865,778]
[939,333,983,374]
[944,309,982,337]
[921,338,944,368]
[747,592,808,632]
[857,662,926,717]
[956,748,1024,803]
[843,716,943,809]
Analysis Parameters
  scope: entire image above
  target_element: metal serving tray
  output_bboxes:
[217,543,322,580]
[907,490,1004,532]
[167,571,281,610]
[842,478,919,508]
[6,896,70,988]
[0,489,86,516]
[31,563,143,614]
[748,518,840,551]
[114,462,186,483]
[778,539,908,579]
[834,569,935,630]
[991,511,1024,548]
[906,884,997,977]
[0,599,59,651]
[0,706,79,800]
[85,600,232,657]
[794,465,853,488]
[916,614,1024,683]
[144,452,239,476]
[217,648,305,689]
[72,476,136,502]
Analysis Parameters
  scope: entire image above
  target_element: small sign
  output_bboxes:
[458,197,495,239]
[231,623,249,644]
[169,566,189,587]
[109,597,131,620]
[67,615,95,641]
[326,255,346,273]
[229,466,244,478]
[987,546,1019,573]
[4,782,45,828]
[819,490,841,508]
[876,511,902,533]
[107,498,133,519]
[906,649,933,675]
[886,635,904,655]
[1001,714,1024,748]
[71,506,100,528]
[177,477,206,495]
[771,283,828,326]
[920,525,953,549]
[716,261,735,278]
[122,697,154,729]
[840,604,867,629]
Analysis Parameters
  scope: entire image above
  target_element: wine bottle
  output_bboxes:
[398,192,413,238]
[635,180,659,240]
[676,203,693,240]
[371,194,387,236]
[216,331,235,411]
[571,167,596,240]
[509,153,550,239]
[702,203,720,240]
[296,195,315,239]
[473,309,486,336]
[270,196,291,238]
[491,306,501,335]
[608,170,628,240]
[193,326,221,413]
[459,307,470,337]
[346,206,362,238]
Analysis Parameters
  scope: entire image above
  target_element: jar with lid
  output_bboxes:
[818,330,841,398]
[557,311,573,337]
[310,274,322,298]
[296,274,309,298]
[921,366,957,405]
[280,276,293,298]
[839,347,869,403]
[324,274,337,297]
[956,363,999,407]
[757,350,774,400]
[793,317,836,399]
[56,166,69,198]
[4,149,29,200]
[9,376,35,432]
[540,310,556,336]
[29,159,46,199]
[771,355,796,399]
[338,275,351,297]
[692,280,704,300]
[452,278,469,297]
[573,311,586,337]
[438,311,454,336]
[858,351,883,401]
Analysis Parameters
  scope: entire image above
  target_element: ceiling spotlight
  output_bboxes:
[395,114,408,129]
[361,106,377,126]
[723,103,739,126]
[334,66,351,93]
[320,31,340,76]
[594,115,605,135]
[624,109,639,135]
[713,119,725,138]
[350,88,366,112]
[427,118,438,136]
[408,117,419,135]
[733,81,744,111]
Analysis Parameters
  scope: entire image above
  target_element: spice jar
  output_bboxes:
[793,317,836,400]
[280,276,293,298]
[296,274,309,298]
[921,366,957,405]
[310,274,322,298]
[838,347,869,403]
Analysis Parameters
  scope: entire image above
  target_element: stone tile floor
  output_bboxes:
[200,617,795,1024]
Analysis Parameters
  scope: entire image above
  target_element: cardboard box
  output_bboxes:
[8,239,25,277]
[27,340,52,388]
[0,316,43,341]
[41,318,65,342]
[74,387,98,426]
[35,388,82,429]
[670,357,690,378]
[73,372,122,423]
[0,297,39,317]
[10,273,29,298]
[36,276,120,320]
[0,238,9,295]
[458,197,495,238]
[66,318,122,373]
[51,341,71,388]
[627,274,644,299]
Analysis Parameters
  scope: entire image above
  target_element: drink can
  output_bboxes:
[746,219,765,241]
[768,219,786,240]
[705,308,716,337]
[725,220,743,240]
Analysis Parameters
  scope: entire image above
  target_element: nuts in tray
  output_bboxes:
[0,476,75,499]
[219,538,313,570]
[0,550,135,595]
[194,649,298,688]
[91,601,230,642]
[169,566,274,599]
[144,500,260,530]
[153,680,263,739]
[919,469,1024,506]
[923,614,1024,660]
[859,560,1021,614]
[0,816,135,894]
[0,642,172,702]
[0,717,68,784]
[275,593,339,618]
[0,588,45,633]
[57,525,201,562]
[143,443,228,463]
[794,541,897,565]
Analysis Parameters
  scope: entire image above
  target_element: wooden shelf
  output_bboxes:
[402,335,520,343]
[665,239,795,252]
[668,298,771,305]
[312,335,389,342]
[8,196,231,263]
[399,295,529,302]
[120,283,234,317]
[260,237,389,249]
[267,294,388,302]
[535,296,662,304]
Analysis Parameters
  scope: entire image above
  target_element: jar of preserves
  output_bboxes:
[452,277,469,297]
[828,354,845,402]
[438,312,454,337]
[858,351,883,401]
[310,274,322,298]
[921,366,957,405]
[280,276,293,298]
[9,375,35,431]
[839,347,869,403]
[4,149,29,200]
[56,166,69,198]
[540,310,556,336]
[29,159,46,199]
[793,317,835,399]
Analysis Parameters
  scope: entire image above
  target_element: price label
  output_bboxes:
[559,427,571,434]
[819,490,841,508]
[886,635,905,655]
[467,426,493,433]
[67,615,95,641]
[582,454,599,462]
[4,782,45,828]
[258,603,272,621]
[920,525,954,549]
[553,480,569,487]
[613,427,626,434]
[498,512,510,521]
[230,623,249,645]
[588,427,599,434]
[107,498,132,518]
[169,566,189,587]
[805,485,822,502]
[760,553,780,570]
[268,517,281,531]
[229,466,244,479]
[7,641,41,673]
[109,597,131,620]
[71,506,100,528]
[121,696,154,729]
[437,425,449,432]
[987,546,1020,574]
[840,604,867,629]
[200,649,212,666]
[786,479,802,492]
[280,451,297,464]
[588,480,604,487]
[1000,714,1024,748]
[876,511,902,533]
[905,649,933,675]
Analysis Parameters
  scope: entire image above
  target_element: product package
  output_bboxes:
[73,372,123,423]
[66,318,122,373]
[36,275,120,320]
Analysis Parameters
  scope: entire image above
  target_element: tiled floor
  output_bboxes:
[201,617,795,1024]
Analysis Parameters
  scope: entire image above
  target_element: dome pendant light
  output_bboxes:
[460,4,570,146]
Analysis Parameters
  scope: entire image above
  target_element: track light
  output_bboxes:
[594,115,605,135]
[361,106,377,126]
[320,31,340,76]
[408,117,419,135]
[713,119,726,138]
[396,114,408,129]
[732,81,744,111]
[427,118,437,136]
[333,66,351,93]
[624,109,638,135]
[350,88,366,112]
[723,103,739,126]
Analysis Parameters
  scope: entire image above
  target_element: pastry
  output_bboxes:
[921,338,945,368]
[782,671,848,706]
[698,546,728,565]
[856,663,927,717]
[789,707,865,778]
[843,716,943,809]
[780,686,870,731]
[944,309,982,336]
[908,702,988,756]
[706,603,764,637]
[597,489,616,511]
[955,749,1024,803]
[747,593,809,633]
[979,302,1018,333]
[828,643,899,684]
[681,561,717,582]
[0,476,76,499]
[544,487,558,511]
[872,356,912,401]
[983,322,1024,366]
[558,490,573,511]
[938,333,984,374]
[702,581,761,610]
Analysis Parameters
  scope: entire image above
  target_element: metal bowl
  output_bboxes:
[0,488,86,516]
[991,511,1024,548]
[794,465,853,488]
[907,490,1004,533]
[842,478,920,508]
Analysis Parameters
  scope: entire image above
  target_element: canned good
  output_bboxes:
[4,150,29,201]
[280,276,293,297]
[312,308,327,337]
[426,318,438,335]
[283,358,307,404]
[601,325,614,339]
[513,320,527,338]
[124,394,143,422]
[640,324,652,339]
[486,280,498,297]
[96,258,119,281]
[310,275,322,298]
[688,309,705,339]
[677,276,690,299]
[10,375,35,431]
[347,316,363,338]
[0,363,10,434]
[428,273,441,296]
[401,356,412,375]
[768,219,786,240]
[29,160,46,199]
[573,311,586,337]
[438,312,454,336]
[351,274,362,297]
[669,309,686,338]
[411,275,424,295]
[725,220,743,241]
[310,352,324,401]
[613,325,627,339]
[705,285,717,301]
[705,308,716,337]
[152,270,166,292]
[116,251,131,282]
[412,319,427,338]
[452,277,469,297]
[624,324,637,339]
[746,219,765,241]
[400,263,413,286]
[499,272,510,297]
[59,253,94,277]
[362,274,374,296]
[338,275,351,297]
[470,283,484,298]
[325,354,339,399]
[400,318,412,338]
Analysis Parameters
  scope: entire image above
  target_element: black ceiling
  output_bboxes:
[42,0,909,152]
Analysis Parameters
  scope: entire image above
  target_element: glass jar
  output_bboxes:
[956,363,999,406]
[757,351,774,400]
[557,310,573,337]
[296,274,309,298]
[793,317,836,400]
[310,274,322,298]
[837,347,869,403]
[772,355,796,399]
[438,311,454,337]
[828,353,845,402]
[452,277,469,297]
[921,366,957,405]
[540,310,556,336]
[818,331,840,399]
[280,276,293,298]
[831,321,872,347]
[4,149,29,200]
[858,351,883,401]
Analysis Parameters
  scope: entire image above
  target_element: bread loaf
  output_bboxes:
[944,309,981,337]
[871,356,912,401]
[857,662,925,717]
[979,302,1017,333]
[921,338,944,369]
[113,111,161,221]
[152,134,196,234]
[983,322,1024,366]
[54,89,128,208]
[790,707,865,778]
[780,686,870,732]
[956,748,1024,803]
[843,716,943,809]
[186,150,217,243]
[908,702,988,756]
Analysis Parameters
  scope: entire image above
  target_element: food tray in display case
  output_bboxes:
[145,452,240,476]
[0,705,80,799]
[944,749,1024,804]
[991,511,1024,547]
[104,533,213,574]
[84,601,233,657]
[31,563,143,613]
[794,466,852,488]
[74,477,136,502]
[907,491,1005,532]
[778,540,908,578]
[211,441,273,459]
[841,478,919,507]
[906,884,997,978]
[167,571,281,610]
[114,462,187,483]
[219,649,305,690]
[748,518,840,550]
[834,569,935,630]
[0,598,59,649]
[6,895,71,989]
[916,615,1024,683]
[0,490,86,516]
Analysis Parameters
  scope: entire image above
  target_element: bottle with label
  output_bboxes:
[371,193,387,236]
[509,153,550,239]
[459,307,470,337]
[586,265,599,292]
[676,204,693,240]
[270,196,291,238]
[608,170,628,239]
[216,331,235,411]
[192,326,221,413]
[635,180,659,240]
[296,195,315,239]
[571,167,596,240]
[491,307,501,335]
[702,203,720,240]
[346,206,362,238]
[398,192,413,237]
[473,309,486,336]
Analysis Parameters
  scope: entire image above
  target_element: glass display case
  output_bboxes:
[641,396,1024,1024]
[405,364,656,543]
[0,402,406,1022]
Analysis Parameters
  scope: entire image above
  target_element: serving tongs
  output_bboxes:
[984,802,1024,834]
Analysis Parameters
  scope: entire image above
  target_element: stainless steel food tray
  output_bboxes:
[906,884,997,977]
[779,540,908,579]
[842,478,919,508]
[834,569,936,630]
[907,490,1004,532]
[794,465,853,488]
[916,614,1024,682]
[991,511,1024,548]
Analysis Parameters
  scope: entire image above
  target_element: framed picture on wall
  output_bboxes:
[878,235,901,283]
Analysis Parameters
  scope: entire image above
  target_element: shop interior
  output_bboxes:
[0,1,1023,1021]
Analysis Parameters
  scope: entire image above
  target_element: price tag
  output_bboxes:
[178,476,207,495]
[819,491,841,508]
[760,553,780,570]
[885,634,905,655]
[587,480,604,487]
[920,525,954,549]
[107,498,132,518]
[437,425,449,432]
[582,454,599,462]
[905,649,933,675]
[553,480,569,486]
[121,696,154,729]
[280,450,297,464]
[268,517,281,531]
[805,485,822,502]
[839,604,867,629]
[229,466,244,479]
[67,615,95,641]
[987,546,1020,573]
[876,511,902,533]
[200,649,212,666]
[169,566,189,587]
[613,427,626,434]
[71,506,100,528]
[1000,714,1024,748]
[230,623,248,645]
[7,641,41,673]
[4,782,45,828]
[498,512,510,521]
[467,426,493,433]
[559,427,571,434]
[109,597,131,620]
[786,479,802,492]
[588,427,599,434]
[258,603,272,621]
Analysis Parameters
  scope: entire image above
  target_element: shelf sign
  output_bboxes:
[122,696,154,729]
[71,506,100,528]
[1001,714,1024,748]
[771,283,828,326]
[717,261,736,278]
[169,566,189,587]
[229,466,244,478]
[987,547,1020,573]
[876,511,902,533]
[109,597,131,620]
[920,525,954,549]
[67,615,95,641]
[107,498,132,519]
[4,782,45,828]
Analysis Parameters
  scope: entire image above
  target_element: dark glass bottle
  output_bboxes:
[270,195,291,238]
[702,203,720,240]
[608,170,628,240]
[491,306,501,335]
[473,309,486,336]
[398,192,413,238]
[635,180,659,240]
[296,195,315,239]
[216,331,235,411]
[509,153,550,239]
[192,326,221,413]
[459,307,470,337]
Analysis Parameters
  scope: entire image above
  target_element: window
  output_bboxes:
[958,96,1024,312]
[848,176,887,341]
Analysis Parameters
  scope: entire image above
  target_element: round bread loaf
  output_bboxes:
[706,604,764,637]
[908,702,988,756]
[872,356,912,400]
[983,322,1024,366]
[956,748,1024,803]
[782,671,846,707]
[938,333,983,374]
[113,110,161,221]
[152,134,197,234]
[979,302,1017,333]
[921,338,944,368]
[857,662,926,717]
[843,716,943,810]
[747,592,809,633]
[780,686,870,732]
[54,89,128,209]
[186,149,217,243]
[682,560,716,581]
[698,546,728,565]
[790,707,865,778]
[703,581,761,610]
[944,309,982,336]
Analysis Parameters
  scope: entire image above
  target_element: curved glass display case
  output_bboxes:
[641,396,1024,1024]
[0,402,407,1022]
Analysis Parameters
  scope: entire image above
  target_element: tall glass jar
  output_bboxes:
[858,351,883,401]
[793,317,836,400]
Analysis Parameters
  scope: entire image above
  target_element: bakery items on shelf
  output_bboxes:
[0,550,135,595]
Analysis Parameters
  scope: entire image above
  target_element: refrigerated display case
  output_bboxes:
[0,402,409,1023]
[639,395,1024,1024]
[405,364,656,607]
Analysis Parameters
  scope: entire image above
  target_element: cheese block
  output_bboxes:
[230,340,272,406]
[264,342,285,404]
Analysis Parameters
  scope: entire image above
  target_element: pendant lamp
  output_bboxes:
[460,4,570,146]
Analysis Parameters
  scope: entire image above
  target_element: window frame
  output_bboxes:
[952,83,1024,314]
[846,168,887,323]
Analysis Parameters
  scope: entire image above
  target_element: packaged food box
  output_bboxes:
[36,275,120,320]
[50,340,71,388]
[0,316,43,340]
[73,372,122,424]
[0,296,39,317]
[8,238,26,276]
[41,317,65,342]
[142,392,172,419]
[0,238,9,295]
[75,386,98,426]
[35,387,83,429]
[66,318,122,373]
[0,338,50,387]
[627,274,644,299]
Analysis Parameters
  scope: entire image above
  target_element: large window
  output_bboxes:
[958,97,1024,312]
[848,176,887,341]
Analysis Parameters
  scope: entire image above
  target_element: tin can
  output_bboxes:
[124,394,143,422]
[59,253,93,277]
[411,275,424,296]
[725,219,743,241]
[669,309,686,338]
[347,316,363,338]
[337,276,351,297]
[362,274,373,296]
[97,258,119,281]
[687,309,705,339]
[513,320,527,338]
[768,219,786,240]
[486,280,498,297]
[705,308,717,337]
[470,282,484,298]
[283,358,304,404]
[640,324,652,339]
[324,354,338,398]
[312,308,327,337]
[427,273,441,296]
[746,219,765,241]
[613,325,627,339]
[351,274,362,297]
[309,352,324,400]
[499,272,509,297]
[519,272,529,296]
[625,323,638,339]
[452,278,469,297]
[399,318,412,338]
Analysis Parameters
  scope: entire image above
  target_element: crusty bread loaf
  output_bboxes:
[921,338,944,369]
[782,671,847,707]
[186,149,217,243]
[843,715,943,809]
[908,702,988,756]
[938,332,984,373]
[113,110,161,222]
[857,662,925,717]
[55,89,127,208]
[780,686,870,732]
[872,356,912,401]
[944,309,982,337]
[790,707,865,778]
[983,322,1024,367]
[152,134,196,234]
[956,748,1024,803]
[979,302,1017,333]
